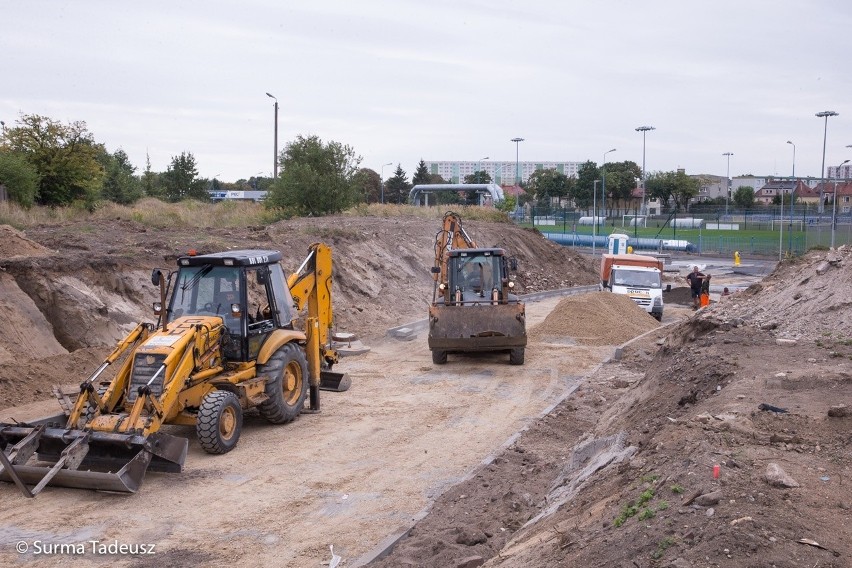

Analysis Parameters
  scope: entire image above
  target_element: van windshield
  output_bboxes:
[612,269,661,288]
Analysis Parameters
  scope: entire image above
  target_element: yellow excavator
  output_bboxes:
[0,243,349,496]
[428,212,526,365]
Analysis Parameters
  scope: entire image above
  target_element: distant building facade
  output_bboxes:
[425,160,583,185]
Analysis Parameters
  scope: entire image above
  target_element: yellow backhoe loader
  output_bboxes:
[0,243,349,496]
[428,212,526,365]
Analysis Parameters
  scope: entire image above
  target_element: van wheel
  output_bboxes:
[257,342,309,424]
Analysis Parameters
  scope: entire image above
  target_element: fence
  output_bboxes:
[514,206,852,257]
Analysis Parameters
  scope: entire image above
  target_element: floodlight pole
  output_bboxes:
[592,180,600,255]
[265,93,278,179]
[816,111,839,214]
[602,148,616,229]
[511,138,524,185]
[636,126,655,215]
[723,152,733,216]
[832,159,850,249]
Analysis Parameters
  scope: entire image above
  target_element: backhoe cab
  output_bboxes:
[0,244,348,497]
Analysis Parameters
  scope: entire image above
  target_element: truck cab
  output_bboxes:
[600,253,664,321]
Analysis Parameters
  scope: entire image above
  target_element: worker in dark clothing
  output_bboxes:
[686,266,705,310]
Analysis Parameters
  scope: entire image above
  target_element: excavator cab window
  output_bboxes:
[452,253,499,303]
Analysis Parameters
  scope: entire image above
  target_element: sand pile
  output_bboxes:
[0,225,53,259]
[529,291,659,346]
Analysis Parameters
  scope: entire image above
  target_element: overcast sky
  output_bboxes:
[2,1,850,183]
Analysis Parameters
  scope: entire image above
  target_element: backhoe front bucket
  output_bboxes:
[0,424,187,497]
[319,370,351,392]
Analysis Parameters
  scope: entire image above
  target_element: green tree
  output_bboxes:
[496,194,517,213]
[142,153,164,199]
[162,152,207,202]
[646,170,700,212]
[412,159,432,185]
[0,152,40,207]
[383,164,411,204]
[353,167,380,203]
[571,161,599,210]
[463,170,493,185]
[3,114,104,206]
[266,135,361,215]
[526,168,573,207]
[100,148,142,204]
[602,161,641,215]
[733,185,755,209]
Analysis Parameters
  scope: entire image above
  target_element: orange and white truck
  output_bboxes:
[600,254,665,321]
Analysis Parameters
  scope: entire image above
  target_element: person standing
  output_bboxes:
[700,274,711,307]
[686,266,705,310]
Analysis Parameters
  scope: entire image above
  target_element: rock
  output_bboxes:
[695,490,723,506]
[666,559,691,568]
[764,463,800,488]
[705,507,715,517]
[693,412,713,424]
[456,556,485,568]
[456,529,487,546]
[828,405,851,418]
[816,261,831,275]
[611,378,631,389]
[775,338,797,346]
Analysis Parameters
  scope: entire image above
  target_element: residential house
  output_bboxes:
[754,180,809,205]
[691,174,726,202]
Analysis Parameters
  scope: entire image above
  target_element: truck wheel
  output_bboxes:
[431,350,447,365]
[197,390,243,454]
[257,342,308,424]
[509,348,525,365]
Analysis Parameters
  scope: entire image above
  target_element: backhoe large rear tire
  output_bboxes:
[197,390,243,454]
[257,342,309,424]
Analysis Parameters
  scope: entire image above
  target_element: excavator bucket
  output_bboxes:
[319,370,351,392]
[0,422,187,497]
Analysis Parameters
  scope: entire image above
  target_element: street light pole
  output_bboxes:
[816,111,839,214]
[478,156,489,183]
[723,152,733,216]
[602,148,616,228]
[510,138,524,186]
[636,126,655,215]
[265,93,279,179]
[786,141,796,254]
[592,180,600,255]
[380,162,392,204]
[832,159,850,249]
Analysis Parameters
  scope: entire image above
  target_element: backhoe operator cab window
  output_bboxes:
[168,263,295,335]
[451,252,500,301]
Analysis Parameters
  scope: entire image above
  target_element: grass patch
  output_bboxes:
[651,537,677,559]
[670,484,684,494]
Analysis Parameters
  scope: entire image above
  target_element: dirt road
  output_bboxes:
[0,296,617,568]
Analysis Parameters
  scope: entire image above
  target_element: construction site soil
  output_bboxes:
[1,215,850,568]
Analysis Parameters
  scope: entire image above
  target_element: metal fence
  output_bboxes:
[514,206,852,257]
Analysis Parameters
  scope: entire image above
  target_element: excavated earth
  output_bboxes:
[1,216,850,568]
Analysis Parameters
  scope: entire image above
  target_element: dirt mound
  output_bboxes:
[529,292,660,346]
[0,213,598,408]
[0,224,52,258]
[712,245,852,339]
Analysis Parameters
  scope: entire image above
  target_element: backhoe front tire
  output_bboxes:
[431,350,447,365]
[509,347,525,366]
[257,342,309,424]
[197,390,243,454]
